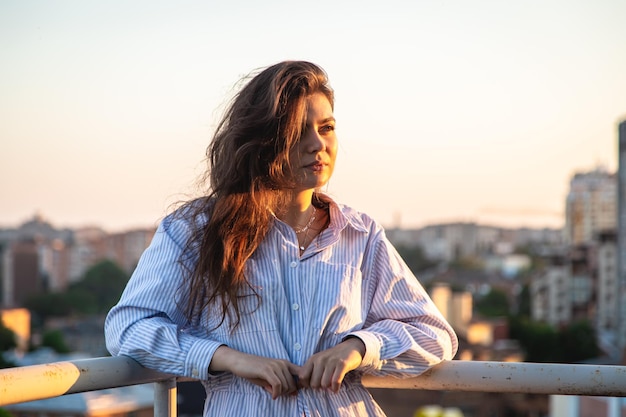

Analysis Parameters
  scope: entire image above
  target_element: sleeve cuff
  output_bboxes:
[345,330,382,371]
[185,338,225,380]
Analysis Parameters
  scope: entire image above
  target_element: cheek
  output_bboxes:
[288,146,304,164]
[329,140,338,162]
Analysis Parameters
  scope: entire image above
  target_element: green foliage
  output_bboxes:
[24,293,73,318]
[25,259,129,320]
[69,260,129,314]
[509,316,600,363]
[509,316,559,362]
[450,256,484,271]
[0,320,17,368]
[559,320,599,363]
[41,329,71,354]
[516,284,531,318]
[514,245,546,274]
[475,288,510,317]
[64,287,98,314]
[0,321,17,352]
[0,408,14,417]
[395,245,436,274]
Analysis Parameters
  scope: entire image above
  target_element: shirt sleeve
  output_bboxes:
[347,231,458,377]
[104,216,223,380]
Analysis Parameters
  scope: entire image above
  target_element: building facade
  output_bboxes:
[618,120,626,351]
[565,167,616,245]
[0,215,155,309]
[531,263,571,327]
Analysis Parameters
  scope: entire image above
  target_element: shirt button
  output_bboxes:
[192,369,199,377]
[292,303,300,311]
[290,261,298,268]
[294,343,301,351]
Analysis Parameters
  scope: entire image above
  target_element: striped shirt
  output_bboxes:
[104,196,458,417]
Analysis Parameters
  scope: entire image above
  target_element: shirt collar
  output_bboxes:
[317,193,369,234]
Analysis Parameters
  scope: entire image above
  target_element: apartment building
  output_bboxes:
[565,167,616,245]
[0,215,154,308]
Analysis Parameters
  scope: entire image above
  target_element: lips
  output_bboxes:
[305,162,326,172]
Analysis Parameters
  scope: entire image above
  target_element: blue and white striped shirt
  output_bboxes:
[105,196,458,417]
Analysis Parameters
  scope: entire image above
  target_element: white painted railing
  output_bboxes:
[1,357,626,417]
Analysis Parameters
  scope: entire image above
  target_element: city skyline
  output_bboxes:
[2,1,625,232]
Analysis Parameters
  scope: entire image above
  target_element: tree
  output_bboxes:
[0,319,17,368]
[508,316,600,363]
[516,284,531,318]
[395,245,436,274]
[0,321,16,352]
[69,259,129,314]
[41,329,71,354]
[509,316,559,362]
[24,292,73,319]
[24,259,129,320]
[559,320,599,363]
[65,287,98,315]
[475,288,510,317]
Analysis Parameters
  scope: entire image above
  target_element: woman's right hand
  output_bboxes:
[210,345,301,399]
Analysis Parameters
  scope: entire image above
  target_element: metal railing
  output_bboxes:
[1,357,626,416]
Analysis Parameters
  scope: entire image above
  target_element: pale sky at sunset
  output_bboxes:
[1,0,625,232]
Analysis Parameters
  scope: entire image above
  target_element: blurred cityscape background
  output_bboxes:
[2,1,626,416]
[1,120,624,417]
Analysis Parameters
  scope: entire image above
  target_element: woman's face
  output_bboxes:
[289,92,337,191]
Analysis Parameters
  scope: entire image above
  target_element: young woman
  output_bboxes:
[105,60,457,416]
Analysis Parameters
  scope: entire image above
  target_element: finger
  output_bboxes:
[331,366,346,393]
[321,364,336,390]
[309,361,325,389]
[281,366,297,394]
[298,361,313,388]
[250,378,276,398]
[274,368,289,395]
[274,363,292,394]
[287,362,303,383]
[267,369,288,400]
[263,374,280,400]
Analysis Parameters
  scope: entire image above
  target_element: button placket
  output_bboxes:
[288,258,304,359]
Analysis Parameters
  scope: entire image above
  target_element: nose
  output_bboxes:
[304,129,326,153]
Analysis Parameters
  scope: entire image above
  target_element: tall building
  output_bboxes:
[565,167,617,245]
[105,229,155,273]
[2,240,42,307]
[0,215,155,309]
[531,263,571,326]
[596,231,619,332]
[618,120,626,350]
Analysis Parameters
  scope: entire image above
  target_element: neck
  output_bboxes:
[278,189,316,229]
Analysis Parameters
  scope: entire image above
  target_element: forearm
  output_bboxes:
[209,345,243,373]
[341,336,366,360]
[106,312,222,379]
[348,318,457,376]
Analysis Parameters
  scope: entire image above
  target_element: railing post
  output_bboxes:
[608,397,620,417]
[154,377,177,417]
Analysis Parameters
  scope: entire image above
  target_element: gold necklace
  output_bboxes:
[299,228,311,252]
[298,208,327,253]
[293,207,317,234]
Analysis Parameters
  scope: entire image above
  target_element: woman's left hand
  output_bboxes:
[296,337,365,393]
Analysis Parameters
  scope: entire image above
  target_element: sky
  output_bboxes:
[1,0,625,232]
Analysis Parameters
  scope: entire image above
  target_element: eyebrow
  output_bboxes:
[305,116,335,128]
[312,117,335,125]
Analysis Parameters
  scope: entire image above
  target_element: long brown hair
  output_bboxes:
[180,61,334,329]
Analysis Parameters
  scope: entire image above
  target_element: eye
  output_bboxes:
[320,124,335,134]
